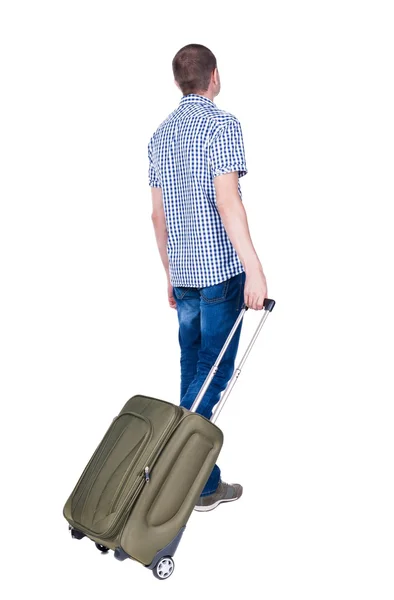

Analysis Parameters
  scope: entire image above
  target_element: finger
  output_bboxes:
[255,294,263,310]
[250,295,258,310]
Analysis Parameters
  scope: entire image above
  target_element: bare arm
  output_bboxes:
[151,187,169,276]
[151,187,176,308]
[214,172,267,310]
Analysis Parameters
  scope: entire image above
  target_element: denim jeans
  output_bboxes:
[173,272,245,495]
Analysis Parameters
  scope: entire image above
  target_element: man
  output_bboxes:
[148,44,267,511]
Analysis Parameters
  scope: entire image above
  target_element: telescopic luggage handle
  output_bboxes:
[190,298,275,423]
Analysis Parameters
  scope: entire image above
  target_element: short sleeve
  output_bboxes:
[148,137,161,188]
[209,119,248,178]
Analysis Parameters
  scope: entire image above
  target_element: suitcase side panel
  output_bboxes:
[120,411,223,565]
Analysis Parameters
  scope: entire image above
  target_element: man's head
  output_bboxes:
[172,44,220,99]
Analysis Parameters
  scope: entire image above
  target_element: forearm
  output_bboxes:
[217,194,263,273]
[150,187,171,279]
[151,214,170,278]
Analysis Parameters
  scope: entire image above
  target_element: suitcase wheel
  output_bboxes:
[69,526,85,540]
[152,556,175,580]
[95,543,109,554]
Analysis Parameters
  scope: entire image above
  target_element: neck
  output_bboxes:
[194,90,214,102]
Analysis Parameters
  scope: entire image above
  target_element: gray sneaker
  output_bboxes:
[194,481,243,512]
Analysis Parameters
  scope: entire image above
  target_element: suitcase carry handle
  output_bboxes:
[190,298,276,423]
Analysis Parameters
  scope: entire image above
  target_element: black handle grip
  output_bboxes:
[263,298,276,312]
[243,299,275,311]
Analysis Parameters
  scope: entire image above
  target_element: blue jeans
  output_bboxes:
[173,272,245,495]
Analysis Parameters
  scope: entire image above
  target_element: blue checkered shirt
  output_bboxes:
[148,94,247,288]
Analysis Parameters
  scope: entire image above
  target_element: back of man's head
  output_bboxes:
[172,44,217,96]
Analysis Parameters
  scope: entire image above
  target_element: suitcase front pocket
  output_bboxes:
[70,412,152,535]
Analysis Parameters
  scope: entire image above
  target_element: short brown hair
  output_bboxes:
[172,44,217,95]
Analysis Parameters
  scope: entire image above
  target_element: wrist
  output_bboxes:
[244,255,262,274]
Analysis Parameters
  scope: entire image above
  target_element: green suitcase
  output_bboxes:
[63,300,275,580]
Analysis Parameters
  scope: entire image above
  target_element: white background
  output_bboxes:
[1,1,393,598]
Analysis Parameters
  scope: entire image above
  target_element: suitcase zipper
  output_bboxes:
[144,466,150,483]
[109,407,180,514]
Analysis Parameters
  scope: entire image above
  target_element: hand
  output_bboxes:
[244,266,267,310]
[167,280,177,309]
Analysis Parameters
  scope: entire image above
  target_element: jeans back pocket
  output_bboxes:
[200,279,230,303]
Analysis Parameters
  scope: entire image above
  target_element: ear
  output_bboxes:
[212,67,219,85]
[174,79,182,92]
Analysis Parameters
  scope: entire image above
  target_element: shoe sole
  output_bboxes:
[194,487,243,512]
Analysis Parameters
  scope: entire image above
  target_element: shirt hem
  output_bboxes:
[170,266,245,289]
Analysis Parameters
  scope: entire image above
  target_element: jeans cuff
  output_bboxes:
[200,465,221,496]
